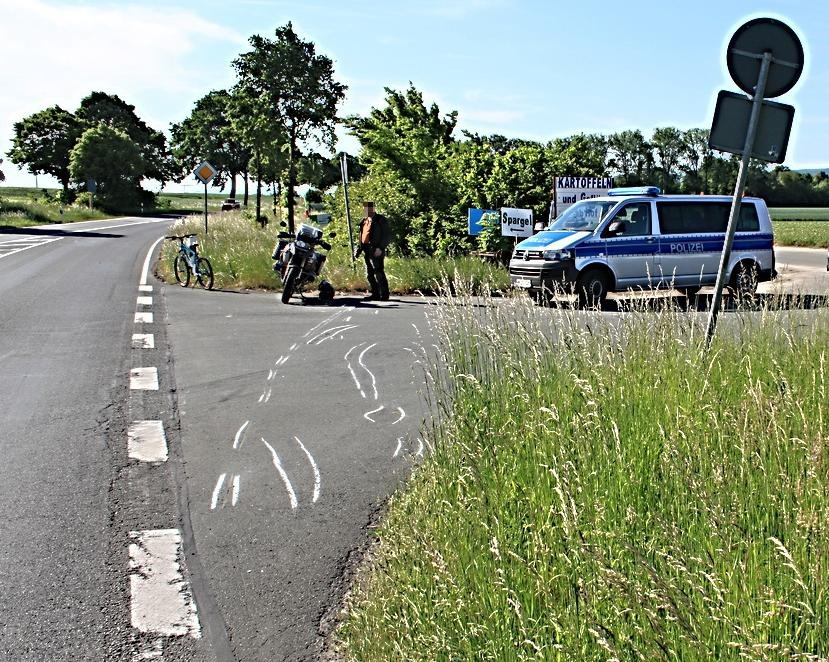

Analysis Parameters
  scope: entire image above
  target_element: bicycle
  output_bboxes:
[166,234,214,290]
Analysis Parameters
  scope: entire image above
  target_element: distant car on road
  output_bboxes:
[221,198,241,211]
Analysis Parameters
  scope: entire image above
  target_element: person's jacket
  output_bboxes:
[357,213,392,249]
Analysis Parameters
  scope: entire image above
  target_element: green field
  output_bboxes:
[337,293,829,660]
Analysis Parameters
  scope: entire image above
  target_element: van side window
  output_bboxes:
[656,202,760,234]
[605,203,651,237]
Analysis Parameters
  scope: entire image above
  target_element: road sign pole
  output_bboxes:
[204,181,209,234]
[705,51,772,348]
[340,154,356,265]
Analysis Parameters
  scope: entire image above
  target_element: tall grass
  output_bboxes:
[156,213,510,294]
[338,291,829,660]
[772,220,829,248]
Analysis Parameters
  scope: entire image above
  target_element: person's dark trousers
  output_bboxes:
[363,248,389,300]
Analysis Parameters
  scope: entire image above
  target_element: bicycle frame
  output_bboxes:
[178,236,199,273]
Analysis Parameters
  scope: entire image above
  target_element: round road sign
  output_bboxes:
[726,17,803,98]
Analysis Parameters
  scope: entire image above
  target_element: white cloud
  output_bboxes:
[0,0,243,186]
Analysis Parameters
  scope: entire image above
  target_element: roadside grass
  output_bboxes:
[772,220,829,248]
[770,207,829,221]
[156,213,510,294]
[0,187,107,226]
[337,291,829,660]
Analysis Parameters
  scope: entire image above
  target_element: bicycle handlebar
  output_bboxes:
[166,234,198,241]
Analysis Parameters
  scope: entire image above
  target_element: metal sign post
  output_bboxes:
[704,18,803,348]
[340,153,356,265]
[193,160,217,234]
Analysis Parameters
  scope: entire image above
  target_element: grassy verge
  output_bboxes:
[337,294,829,660]
[772,220,829,248]
[0,187,108,226]
[156,213,510,294]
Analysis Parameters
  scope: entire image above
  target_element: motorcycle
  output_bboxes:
[272,222,337,304]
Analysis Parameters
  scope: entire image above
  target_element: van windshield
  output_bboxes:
[549,200,617,232]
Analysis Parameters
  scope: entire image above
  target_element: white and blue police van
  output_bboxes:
[509,186,776,306]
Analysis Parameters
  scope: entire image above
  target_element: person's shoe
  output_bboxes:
[380,294,390,301]
[362,293,379,301]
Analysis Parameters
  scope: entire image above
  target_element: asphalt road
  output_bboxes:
[0,221,825,662]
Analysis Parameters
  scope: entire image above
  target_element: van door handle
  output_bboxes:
[645,237,656,243]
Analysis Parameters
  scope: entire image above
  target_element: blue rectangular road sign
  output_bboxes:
[468,208,499,236]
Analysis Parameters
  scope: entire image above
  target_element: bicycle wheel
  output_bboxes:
[174,252,190,287]
[196,257,214,290]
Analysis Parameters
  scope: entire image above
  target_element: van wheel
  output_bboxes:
[730,261,758,307]
[577,270,609,309]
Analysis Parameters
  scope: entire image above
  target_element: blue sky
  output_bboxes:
[1,0,826,192]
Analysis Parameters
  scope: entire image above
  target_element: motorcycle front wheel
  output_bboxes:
[281,267,298,303]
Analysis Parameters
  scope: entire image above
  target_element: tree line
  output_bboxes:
[6,23,829,249]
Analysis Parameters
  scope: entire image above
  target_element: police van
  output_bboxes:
[509,186,776,307]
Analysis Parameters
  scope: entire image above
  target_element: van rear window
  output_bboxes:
[656,202,759,234]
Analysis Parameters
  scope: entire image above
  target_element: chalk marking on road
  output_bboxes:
[263,387,272,404]
[415,438,424,457]
[275,355,289,367]
[290,343,298,351]
[358,343,379,400]
[392,407,406,425]
[258,391,265,404]
[210,474,227,510]
[393,437,404,458]
[302,307,352,339]
[137,296,153,307]
[233,421,249,450]
[294,437,321,503]
[267,369,274,381]
[307,324,358,345]
[364,405,385,422]
[344,343,367,398]
[129,529,201,638]
[134,312,154,324]
[231,475,241,507]
[262,438,298,510]
[411,323,421,337]
[139,284,153,293]
[132,333,155,349]
[130,367,159,391]
[140,236,165,286]
[345,316,352,322]
[128,421,168,463]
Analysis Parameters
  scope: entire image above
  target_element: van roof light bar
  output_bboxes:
[607,186,662,197]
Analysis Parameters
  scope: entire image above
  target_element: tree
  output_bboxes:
[0,159,5,183]
[233,22,346,232]
[69,124,144,210]
[7,106,84,193]
[608,130,653,185]
[77,92,173,185]
[170,89,250,199]
[651,127,686,192]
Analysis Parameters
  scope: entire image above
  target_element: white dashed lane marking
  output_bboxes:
[135,312,154,324]
[129,529,201,638]
[139,285,153,293]
[137,296,153,307]
[132,334,155,349]
[128,421,168,463]
[130,367,159,391]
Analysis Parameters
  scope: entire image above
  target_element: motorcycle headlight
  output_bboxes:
[295,240,309,250]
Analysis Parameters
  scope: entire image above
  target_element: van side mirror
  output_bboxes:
[605,220,625,237]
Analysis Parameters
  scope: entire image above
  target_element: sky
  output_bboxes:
[0,0,827,193]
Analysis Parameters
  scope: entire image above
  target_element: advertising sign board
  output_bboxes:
[468,208,499,236]
[500,207,533,238]
[553,176,613,219]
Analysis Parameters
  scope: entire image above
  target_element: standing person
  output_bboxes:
[354,201,392,301]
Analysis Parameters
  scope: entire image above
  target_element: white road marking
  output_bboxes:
[412,323,421,337]
[344,344,366,398]
[132,333,155,349]
[263,387,272,404]
[392,407,406,424]
[129,529,201,638]
[135,312,154,324]
[262,438,298,510]
[0,236,61,259]
[302,307,351,339]
[139,285,153,293]
[140,236,165,286]
[128,421,168,463]
[307,324,358,345]
[358,343,379,400]
[211,473,227,510]
[130,367,159,390]
[137,296,153,306]
[258,391,265,404]
[267,369,274,381]
[290,343,298,351]
[393,437,403,458]
[364,405,385,422]
[416,438,424,457]
[231,474,241,507]
[294,437,321,503]
[275,355,289,366]
[233,421,249,450]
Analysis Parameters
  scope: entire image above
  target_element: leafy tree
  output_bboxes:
[76,92,173,185]
[485,144,553,221]
[232,22,346,232]
[0,159,5,183]
[170,89,250,199]
[69,124,144,210]
[678,128,713,193]
[7,105,84,193]
[651,127,686,192]
[346,84,460,254]
[608,130,653,185]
